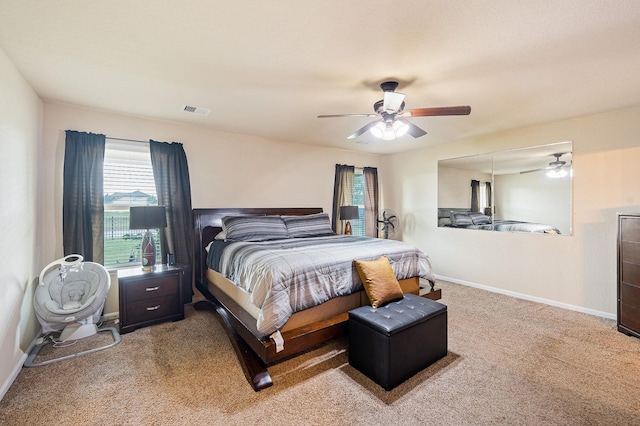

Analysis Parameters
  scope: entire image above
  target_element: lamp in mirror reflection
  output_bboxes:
[340,205,359,235]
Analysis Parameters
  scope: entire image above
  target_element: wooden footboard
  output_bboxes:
[194,277,348,391]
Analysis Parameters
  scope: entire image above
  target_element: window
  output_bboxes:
[479,181,489,211]
[103,140,160,266]
[351,168,366,236]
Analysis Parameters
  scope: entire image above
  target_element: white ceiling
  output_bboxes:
[2,1,640,154]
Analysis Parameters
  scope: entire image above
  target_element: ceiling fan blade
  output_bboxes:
[520,167,549,174]
[521,156,572,174]
[317,113,377,118]
[398,118,427,138]
[383,91,405,112]
[404,105,471,117]
[521,163,571,174]
[347,120,381,139]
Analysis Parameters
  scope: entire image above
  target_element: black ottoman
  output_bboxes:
[348,293,447,390]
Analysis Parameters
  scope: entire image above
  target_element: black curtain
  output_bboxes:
[150,140,194,303]
[471,179,480,212]
[363,167,379,237]
[62,130,105,262]
[331,164,354,233]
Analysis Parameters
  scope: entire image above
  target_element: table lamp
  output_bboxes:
[129,206,167,271]
[340,205,359,235]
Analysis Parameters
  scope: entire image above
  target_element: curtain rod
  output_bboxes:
[106,136,149,144]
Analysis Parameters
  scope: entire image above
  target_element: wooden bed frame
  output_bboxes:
[192,207,440,391]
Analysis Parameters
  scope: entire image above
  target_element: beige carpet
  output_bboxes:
[2,280,640,425]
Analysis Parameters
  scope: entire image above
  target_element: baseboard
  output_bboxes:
[0,352,27,402]
[101,311,119,322]
[2,328,43,401]
[435,274,616,320]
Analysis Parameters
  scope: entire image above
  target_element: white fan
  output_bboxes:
[377,209,399,239]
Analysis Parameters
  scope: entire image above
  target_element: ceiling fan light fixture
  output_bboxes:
[370,120,409,140]
[547,168,568,178]
[382,126,396,140]
[370,122,385,138]
[393,120,409,138]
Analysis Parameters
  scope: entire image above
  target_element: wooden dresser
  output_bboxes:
[118,265,184,334]
[617,214,640,338]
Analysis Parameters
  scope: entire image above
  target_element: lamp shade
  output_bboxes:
[129,206,167,230]
[340,205,359,220]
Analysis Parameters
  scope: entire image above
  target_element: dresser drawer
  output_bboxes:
[125,295,180,325]
[620,282,640,309]
[622,241,640,265]
[620,302,640,334]
[621,217,640,243]
[125,275,179,302]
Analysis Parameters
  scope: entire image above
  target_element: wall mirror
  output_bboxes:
[437,141,572,235]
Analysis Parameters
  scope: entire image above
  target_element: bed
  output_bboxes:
[193,207,438,391]
[438,208,561,234]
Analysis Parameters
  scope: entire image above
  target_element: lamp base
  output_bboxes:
[141,230,156,271]
[345,220,352,236]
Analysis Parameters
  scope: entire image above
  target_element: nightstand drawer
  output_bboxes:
[126,275,179,302]
[125,295,180,325]
[118,265,184,334]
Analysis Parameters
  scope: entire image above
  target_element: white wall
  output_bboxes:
[384,106,640,318]
[0,48,42,399]
[41,102,382,315]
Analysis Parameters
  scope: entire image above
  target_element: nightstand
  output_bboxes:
[118,264,184,334]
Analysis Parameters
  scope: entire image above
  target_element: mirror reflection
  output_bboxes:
[437,141,572,235]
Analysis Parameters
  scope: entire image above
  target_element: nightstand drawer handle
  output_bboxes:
[146,305,160,311]
[145,286,160,292]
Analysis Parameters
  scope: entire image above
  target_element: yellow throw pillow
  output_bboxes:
[354,255,404,308]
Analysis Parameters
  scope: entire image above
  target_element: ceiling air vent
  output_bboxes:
[180,105,211,116]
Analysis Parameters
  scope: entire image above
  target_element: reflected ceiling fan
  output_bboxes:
[317,81,471,140]
[520,153,571,178]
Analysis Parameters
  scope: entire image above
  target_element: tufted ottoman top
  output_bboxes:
[349,293,447,336]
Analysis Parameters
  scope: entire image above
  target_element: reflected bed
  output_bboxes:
[438,208,560,234]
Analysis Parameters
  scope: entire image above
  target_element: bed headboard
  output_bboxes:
[192,207,323,287]
[438,207,472,227]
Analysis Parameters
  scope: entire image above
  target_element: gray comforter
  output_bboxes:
[207,235,434,335]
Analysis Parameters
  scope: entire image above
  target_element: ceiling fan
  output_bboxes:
[317,81,471,140]
[520,153,571,178]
